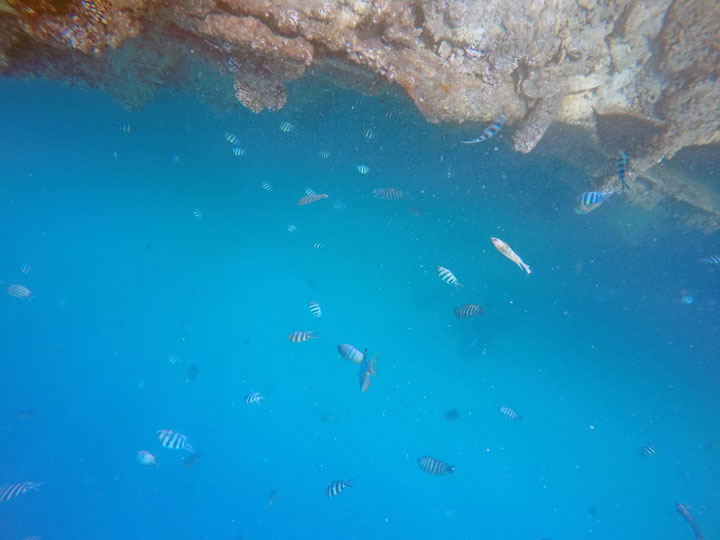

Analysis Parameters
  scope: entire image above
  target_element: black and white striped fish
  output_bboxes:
[245,391,264,405]
[157,429,194,452]
[279,121,294,133]
[498,406,523,421]
[136,450,157,467]
[373,188,405,200]
[287,224,297,233]
[0,482,42,503]
[6,284,31,299]
[224,132,239,144]
[304,187,316,196]
[461,114,506,144]
[437,266,463,289]
[287,331,317,343]
[363,128,376,140]
[616,151,629,190]
[308,301,322,318]
[356,164,370,174]
[700,255,720,264]
[232,147,246,156]
[577,191,613,207]
[262,182,274,192]
[168,355,184,366]
[318,150,330,159]
[192,209,202,221]
[640,443,656,457]
[417,456,454,475]
[337,343,364,364]
[313,242,326,249]
[454,304,483,318]
[325,479,351,497]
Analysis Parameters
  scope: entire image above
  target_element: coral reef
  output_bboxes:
[0,0,718,230]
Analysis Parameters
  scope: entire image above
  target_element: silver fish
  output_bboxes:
[490,237,531,274]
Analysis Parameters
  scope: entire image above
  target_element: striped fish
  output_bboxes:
[332,201,346,210]
[298,194,328,205]
[318,150,330,159]
[417,456,454,475]
[279,121,294,133]
[18,263,31,274]
[232,147,245,156]
[700,255,720,264]
[225,132,239,144]
[308,301,322,318]
[373,188,405,200]
[363,128,376,140]
[577,191,613,207]
[167,355,184,366]
[304,187,317,196]
[640,443,656,457]
[437,266,463,289]
[6,284,31,299]
[385,109,398,119]
[287,224,297,233]
[325,479,351,498]
[454,304,483,318]
[616,151,629,190]
[287,331,317,343]
[681,295,694,305]
[245,391,264,405]
[337,343,364,365]
[136,450,157,467]
[498,406,523,421]
[461,114,506,144]
[313,242,326,249]
[192,209,202,221]
[156,429,194,452]
[356,164,370,174]
[0,482,42,503]
[262,182,274,192]
[114,122,133,133]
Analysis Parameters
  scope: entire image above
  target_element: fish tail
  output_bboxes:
[446,465,455,474]
[345,479,353,487]
[454,282,464,289]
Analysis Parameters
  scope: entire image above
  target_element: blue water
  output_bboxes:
[1,78,719,540]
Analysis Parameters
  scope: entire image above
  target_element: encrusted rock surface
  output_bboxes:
[0,0,718,230]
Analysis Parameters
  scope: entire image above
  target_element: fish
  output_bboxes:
[356,164,370,174]
[287,224,297,233]
[574,201,604,215]
[192,209,202,221]
[417,456,454,475]
[262,182,274,192]
[225,132,239,144]
[373,188,405,200]
[287,331,317,343]
[616,151,629,190]
[156,429,194,452]
[6,284,31,299]
[337,344,364,365]
[490,237,532,274]
[308,301,322,318]
[325,479,352,498]
[232,147,246,156]
[264,489,279,509]
[18,263,31,274]
[136,450,157,467]
[498,406,523,421]
[279,121,294,133]
[318,150,330,159]
[385,109,398,119]
[313,242,327,249]
[332,201,347,210]
[304,187,317,196]
[245,391,264,405]
[0,482,43,502]
[168,355,184,366]
[681,295,695,305]
[461,114,506,144]
[676,503,704,540]
[358,349,378,393]
[363,128,376,140]
[640,443,656,457]
[437,266,463,289]
[454,304,483,318]
[577,190,614,207]
[297,194,328,205]
[114,122,133,133]
[171,154,180,165]
[700,255,720,264]
[443,408,460,422]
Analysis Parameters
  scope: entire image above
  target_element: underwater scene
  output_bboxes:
[1,76,719,540]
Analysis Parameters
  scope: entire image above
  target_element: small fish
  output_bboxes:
[385,109,398,119]
[616,151,629,190]
[356,164,370,174]
[279,121,294,133]
[287,224,297,233]
[490,237,531,274]
[262,182,274,192]
[181,452,200,470]
[245,391,264,405]
[18,263,31,274]
[232,147,246,156]
[363,128,376,140]
[318,150,330,159]
[461,115,506,144]
[437,266,463,289]
[308,301,322,318]
[373,188,405,200]
[700,255,720,264]
[298,194,328,205]
[577,190,614,207]
[454,304,483,318]
[304,187,317,196]
[0,482,42,503]
[498,406,523,421]
[676,503,704,540]
[264,489,279,509]
[313,242,327,249]
[332,201,347,210]
[325,479,351,498]
[136,450,157,468]
[225,132,239,144]
[157,429,194,452]
[443,408,460,422]
[337,344,364,365]
[358,349,378,393]
[192,209,202,221]
[417,456,454,475]
[114,122,133,133]
[640,443,656,457]
[287,331,317,343]
[6,284,31,299]
[171,154,180,165]
[681,295,695,305]
[168,355,184,366]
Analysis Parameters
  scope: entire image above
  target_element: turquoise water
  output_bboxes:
[1,78,719,540]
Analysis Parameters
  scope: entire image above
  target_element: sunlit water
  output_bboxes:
[1,78,719,540]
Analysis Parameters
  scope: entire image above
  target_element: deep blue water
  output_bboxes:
[1,78,719,540]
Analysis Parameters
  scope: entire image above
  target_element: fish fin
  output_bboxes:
[454,282,464,289]
[521,262,532,274]
[461,139,480,144]
[370,354,378,376]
